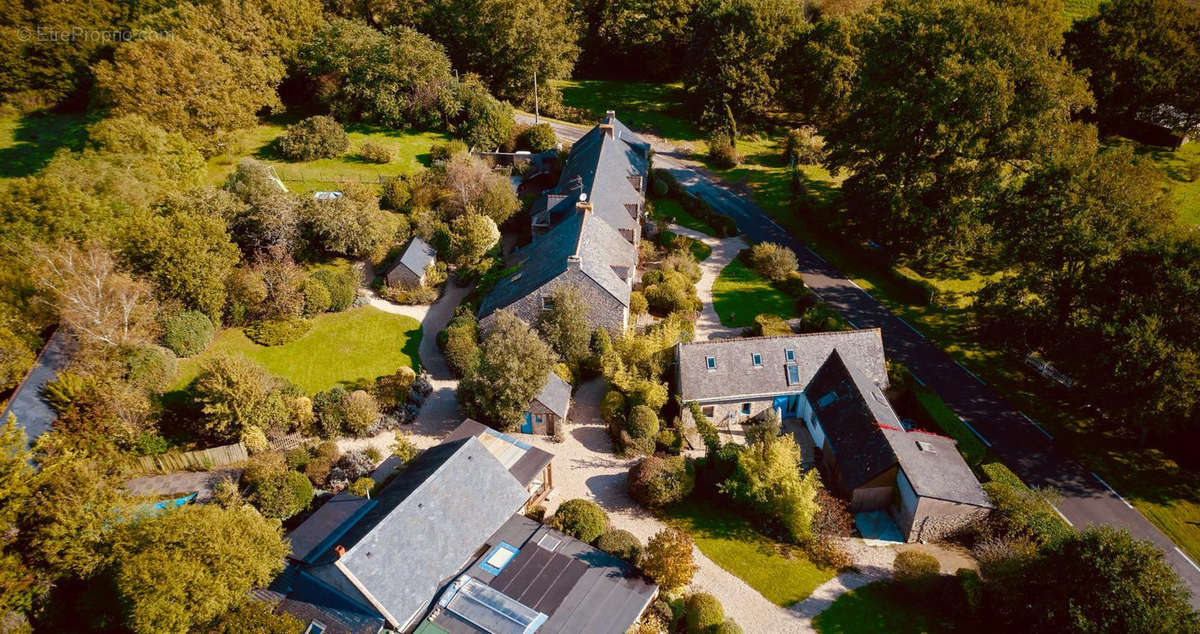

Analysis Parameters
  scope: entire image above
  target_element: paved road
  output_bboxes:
[0,330,69,447]
[521,113,1200,604]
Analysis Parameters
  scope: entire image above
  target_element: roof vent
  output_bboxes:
[917,441,936,453]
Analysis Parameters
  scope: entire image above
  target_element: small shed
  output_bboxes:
[521,372,572,435]
[385,237,437,288]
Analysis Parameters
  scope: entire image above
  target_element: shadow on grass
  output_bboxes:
[0,111,90,179]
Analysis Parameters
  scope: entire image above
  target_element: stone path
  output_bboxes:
[668,224,747,341]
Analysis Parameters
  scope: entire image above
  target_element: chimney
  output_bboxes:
[576,201,592,214]
[599,124,614,138]
[605,110,616,122]
[335,545,346,558]
[566,254,582,270]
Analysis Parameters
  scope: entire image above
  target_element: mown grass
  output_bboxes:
[174,307,421,394]
[813,582,958,633]
[204,117,451,192]
[651,196,718,236]
[1128,139,1200,228]
[0,111,90,183]
[1063,0,1103,22]
[553,79,701,142]
[712,257,799,328]
[664,498,834,606]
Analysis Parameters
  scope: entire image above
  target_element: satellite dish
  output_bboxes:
[579,192,587,202]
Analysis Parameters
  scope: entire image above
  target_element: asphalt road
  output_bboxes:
[520,113,1200,604]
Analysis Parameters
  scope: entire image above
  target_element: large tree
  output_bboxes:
[459,311,557,431]
[1066,0,1200,137]
[191,355,291,442]
[536,286,591,370]
[822,0,1092,262]
[574,0,700,80]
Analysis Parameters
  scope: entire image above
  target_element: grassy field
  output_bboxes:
[813,582,956,633]
[1063,0,1103,22]
[650,196,719,236]
[0,111,90,183]
[174,307,421,394]
[712,257,799,327]
[1130,139,1200,227]
[205,117,451,192]
[665,499,834,606]
[553,79,701,142]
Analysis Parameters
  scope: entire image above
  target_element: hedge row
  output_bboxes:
[650,168,739,237]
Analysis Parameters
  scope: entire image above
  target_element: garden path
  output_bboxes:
[667,224,747,340]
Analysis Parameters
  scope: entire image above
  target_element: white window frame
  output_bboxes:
[706,356,716,370]
[751,353,763,367]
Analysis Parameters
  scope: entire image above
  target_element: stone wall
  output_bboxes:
[903,497,991,543]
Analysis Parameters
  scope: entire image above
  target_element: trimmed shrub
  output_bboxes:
[548,499,610,544]
[284,447,310,471]
[430,140,468,162]
[342,389,380,436]
[313,267,357,312]
[162,310,214,357]
[601,389,627,425]
[749,242,798,282]
[595,529,643,564]
[754,313,792,336]
[707,134,739,169]
[684,593,724,633]
[122,344,178,391]
[276,115,349,161]
[711,620,743,634]
[245,317,313,346]
[359,142,392,164]
[628,455,695,508]
[301,278,332,316]
[629,291,648,316]
[373,366,416,412]
[519,123,557,152]
[441,307,481,377]
[893,550,940,590]
[249,470,314,519]
[241,426,269,454]
[627,405,660,439]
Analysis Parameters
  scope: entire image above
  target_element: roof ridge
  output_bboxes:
[679,328,882,347]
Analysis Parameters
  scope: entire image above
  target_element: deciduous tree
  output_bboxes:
[459,311,557,430]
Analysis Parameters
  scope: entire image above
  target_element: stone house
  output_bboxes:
[479,111,647,333]
[520,372,572,436]
[384,237,437,288]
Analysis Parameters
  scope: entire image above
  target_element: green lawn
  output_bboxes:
[814,582,958,633]
[0,111,90,183]
[1128,139,1200,228]
[1063,0,1102,22]
[665,499,835,606]
[712,257,799,328]
[553,79,701,142]
[174,307,421,394]
[650,196,719,237]
[204,117,451,192]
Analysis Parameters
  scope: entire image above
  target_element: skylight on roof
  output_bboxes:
[752,353,763,367]
[706,356,716,370]
[444,576,547,634]
[786,364,800,386]
[479,542,519,575]
[917,441,936,453]
[785,349,795,361]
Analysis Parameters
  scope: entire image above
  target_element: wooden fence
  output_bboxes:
[123,442,248,474]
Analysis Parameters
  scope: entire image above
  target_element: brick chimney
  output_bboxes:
[335,545,346,558]
[576,200,592,214]
[599,124,614,138]
[566,254,582,270]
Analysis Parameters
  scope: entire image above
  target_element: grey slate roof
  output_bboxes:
[677,329,888,403]
[389,236,437,280]
[306,437,531,629]
[286,492,374,563]
[428,514,658,634]
[273,567,387,634]
[442,419,555,489]
[808,351,989,507]
[533,372,572,419]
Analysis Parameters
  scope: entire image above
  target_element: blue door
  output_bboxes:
[521,413,533,434]
[772,396,789,419]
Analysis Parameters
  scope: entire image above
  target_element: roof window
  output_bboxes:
[706,356,716,370]
[479,542,519,575]
[917,441,937,453]
[751,353,763,367]
[785,349,795,362]
[786,364,800,386]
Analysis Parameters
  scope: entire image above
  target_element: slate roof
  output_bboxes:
[389,236,437,279]
[442,419,555,489]
[676,329,888,403]
[808,351,990,507]
[305,437,531,629]
[426,514,658,634]
[286,492,374,564]
[533,371,573,419]
[553,113,649,234]
[273,568,387,634]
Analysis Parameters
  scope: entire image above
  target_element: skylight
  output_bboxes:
[917,441,936,453]
[785,349,795,362]
[706,356,716,370]
[479,542,519,575]
[751,353,763,367]
[786,364,800,386]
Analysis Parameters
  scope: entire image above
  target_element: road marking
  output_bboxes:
[1050,504,1074,527]
[959,417,993,448]
[898,317,924,338]
[954,360,987,385]
[805,247,828,264]
[910,374,926,387]
[1092,472,1133,509]
[1176,547,1200,573]
[847,279,863,290]
[1021,412,1054,440]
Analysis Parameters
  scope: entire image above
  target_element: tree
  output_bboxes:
[628,455,695,507]
[163,311,216,357]
[642,528,697,591]
[1066,0,1200,136]
[450,214,500,268]
[202,600,302,634]
[519,123,558,152]
[460,311,557,430]
[536,286,592,370]
[547,499,610,543]
[312,266,358,312]
[748,242,798,281]
[683,0,807,131]
[248,469,314,519]
[720,431,822,542]
[192,355,290,441]
[251,251,306,322]
[0,415,35,616]
[822,0,1093,262]
[34,243,158,351]
[276,116,349,161]
[442,306,481,377]
[452,75,516,151]
[300,192,394,260]
[298,19,458,129]
[313,386,350,438]
[439,153,520,223]
[575,0,700,80]
[113,505,288,634]
[778,16,864,128]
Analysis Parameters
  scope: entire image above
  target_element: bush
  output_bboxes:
[627,405,660,439]
[548,499,609,544]
[893,550,940,590]
[707,133,739,169]
[710,620,743,634]
[684,593,724,633]
[359,142,392,164]
[348,477,374,497]
[430,140,468,162]
[519,123,557,152]
[373,366,416,412]
[441,307,481,377]
[312,267,357,312]
[276,115,349,161]
[629,291,648,316]
[380,283,438,305]
[301,278,332,316]
[241,426,269,454]
[245,317,313,346]
[754,313,792,336]
[642,529,697,591]
[628,456,695,508]
[601,389,627,425]
[313,386,349,438]
[305,456,334,487]
[595,529,643,564]
[749,242,798,282]
[342,390,380,436]
[249,470,314,519]
[783,127,824,164]
[122,345,178,392]
[284,447,310,471]
[162,310,214,357]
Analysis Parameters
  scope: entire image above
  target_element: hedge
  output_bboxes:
[651,168,738,237]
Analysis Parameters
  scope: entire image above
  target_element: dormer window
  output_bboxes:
[706,356,716,370]
[751,353,763,367]
[785,349,795,362]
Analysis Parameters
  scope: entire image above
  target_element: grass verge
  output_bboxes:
[813,582,956,633]
[664,498,834,606]
[174,306,421,394]
[712,258,798,328]
[651,196,718,236]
